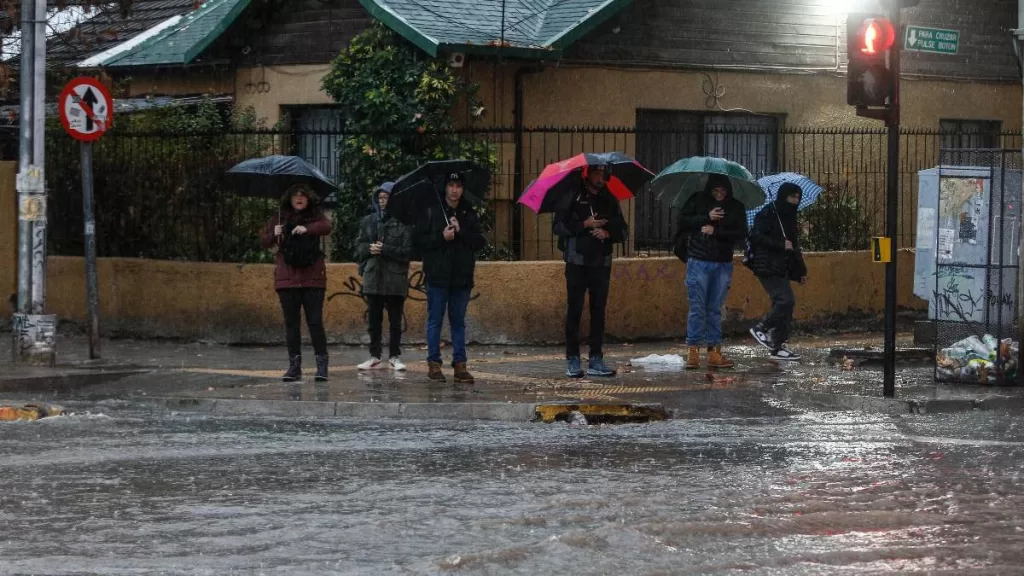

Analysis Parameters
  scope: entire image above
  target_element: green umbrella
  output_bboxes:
[651,156,766,209]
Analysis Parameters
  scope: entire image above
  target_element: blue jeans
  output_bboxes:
[426,284,471,365]
[685,259,733,347]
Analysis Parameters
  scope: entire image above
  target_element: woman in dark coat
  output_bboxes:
[747,182,807,361]
[354,182,413,371]
[259,183,333,381]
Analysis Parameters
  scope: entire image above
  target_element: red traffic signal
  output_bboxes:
[856,18,895,56]
[847,14,896,108]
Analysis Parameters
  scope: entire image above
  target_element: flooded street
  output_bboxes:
[2,405,1024,575]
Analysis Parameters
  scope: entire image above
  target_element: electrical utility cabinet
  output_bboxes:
[913,153,1021,353]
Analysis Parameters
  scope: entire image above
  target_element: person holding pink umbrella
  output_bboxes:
[522,152,653,378]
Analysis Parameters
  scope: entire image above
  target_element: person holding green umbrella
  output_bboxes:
[674,175,748,369]
[654,157,764,370]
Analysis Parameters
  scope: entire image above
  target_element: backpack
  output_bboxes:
[672,229,688,263]
[282,224,322,268]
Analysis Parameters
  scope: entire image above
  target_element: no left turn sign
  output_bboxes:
[59,77,113,142]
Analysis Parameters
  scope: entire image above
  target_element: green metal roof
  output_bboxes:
[95,0,251,68]
[357,0,632,58]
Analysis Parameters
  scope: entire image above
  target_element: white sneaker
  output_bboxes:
[750,326,773,351]
[770,344,801,362]
[357,357,383,370]
[389,357,407,371]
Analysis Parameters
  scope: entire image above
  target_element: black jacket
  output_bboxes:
[747,201,808,280]
[674,191,748,263]
[415,200,486,289]
[552,184,628,267]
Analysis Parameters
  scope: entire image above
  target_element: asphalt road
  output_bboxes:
[2,403,1023,575]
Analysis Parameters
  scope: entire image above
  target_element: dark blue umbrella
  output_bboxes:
[228,155,338,200]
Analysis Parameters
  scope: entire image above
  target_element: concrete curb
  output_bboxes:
[153,392,1024,421]
[773,389,1024,414]
[0,369,149,393]
[157,397,539,422]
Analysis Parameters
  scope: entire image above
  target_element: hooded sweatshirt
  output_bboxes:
[748,182,807,280]
[356,182,413,296]
[675,175,748,263]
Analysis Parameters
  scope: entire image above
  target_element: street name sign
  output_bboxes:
[904,25,959,55]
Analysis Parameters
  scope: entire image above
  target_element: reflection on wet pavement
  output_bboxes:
[2,406,1023,574]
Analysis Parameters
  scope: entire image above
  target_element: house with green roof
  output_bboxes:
[37,0,1024,258]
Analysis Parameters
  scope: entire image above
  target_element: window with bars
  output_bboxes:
[285,105,345,184]
[634,109,780,250]
[940,119,1001,150]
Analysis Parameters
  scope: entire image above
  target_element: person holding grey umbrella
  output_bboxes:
[355,182,413,371]
[259,184,333,381]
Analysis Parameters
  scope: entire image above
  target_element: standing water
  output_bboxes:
[1,404,1023,574]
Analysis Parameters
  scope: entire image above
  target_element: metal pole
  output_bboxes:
[15,0,34,314]
[81,141,100,359]
[883,2,902,397]
[1017,0,1024,384]
[29,0,47,314]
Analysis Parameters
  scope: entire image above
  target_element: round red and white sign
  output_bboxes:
[59,77,114,142]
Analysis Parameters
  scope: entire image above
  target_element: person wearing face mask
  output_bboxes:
[415,172,486,384]
[675,174,748,370]
[747,182,807,362]
[553,164,628,378]
[355,182,413,372]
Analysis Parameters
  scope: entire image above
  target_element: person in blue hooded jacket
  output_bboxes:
[355,182,413,371]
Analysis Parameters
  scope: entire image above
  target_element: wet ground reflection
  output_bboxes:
[1,406,1023,574]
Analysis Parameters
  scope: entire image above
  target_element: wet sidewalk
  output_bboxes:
[3,332,1023,420]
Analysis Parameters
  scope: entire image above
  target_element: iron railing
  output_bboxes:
[14,125,1022,262]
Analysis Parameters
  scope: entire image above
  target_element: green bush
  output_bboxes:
[800,183,873,252]
[321,23,497,262]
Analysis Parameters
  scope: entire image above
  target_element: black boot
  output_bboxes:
[315,354,329,382]
[282,355,302,382]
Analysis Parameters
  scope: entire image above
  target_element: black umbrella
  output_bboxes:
[227,155,338,200]
[388,160,490,224]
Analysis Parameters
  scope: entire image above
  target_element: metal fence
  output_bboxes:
[26,125,1024,262]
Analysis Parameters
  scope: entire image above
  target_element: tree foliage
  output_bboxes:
[800,183,873,252]
[320,22,498,261]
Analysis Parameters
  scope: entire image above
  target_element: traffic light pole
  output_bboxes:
[882,2,902,398]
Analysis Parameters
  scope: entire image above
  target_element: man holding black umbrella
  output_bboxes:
[553,165,628,378]
[415,172,486,383]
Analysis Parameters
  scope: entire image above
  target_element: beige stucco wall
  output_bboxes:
[40,252,923,344]
[514,66,1022,130]
[233,65,334,125]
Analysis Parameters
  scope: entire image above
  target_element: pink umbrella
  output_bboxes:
[518,152,653,214]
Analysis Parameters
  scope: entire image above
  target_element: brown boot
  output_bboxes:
[453,362,475,384]
[685,346,701,370]
[707,346,735,369]
[427,361,446,382]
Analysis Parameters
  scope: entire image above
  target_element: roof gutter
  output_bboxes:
[512,63,544,259]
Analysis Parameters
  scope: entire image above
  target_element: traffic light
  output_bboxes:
[847,14,896,108]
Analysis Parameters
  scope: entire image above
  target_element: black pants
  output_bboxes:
[565,263,612,359]
[757,275,796,348]
[366,294,405,359]
[277,288,328,357]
